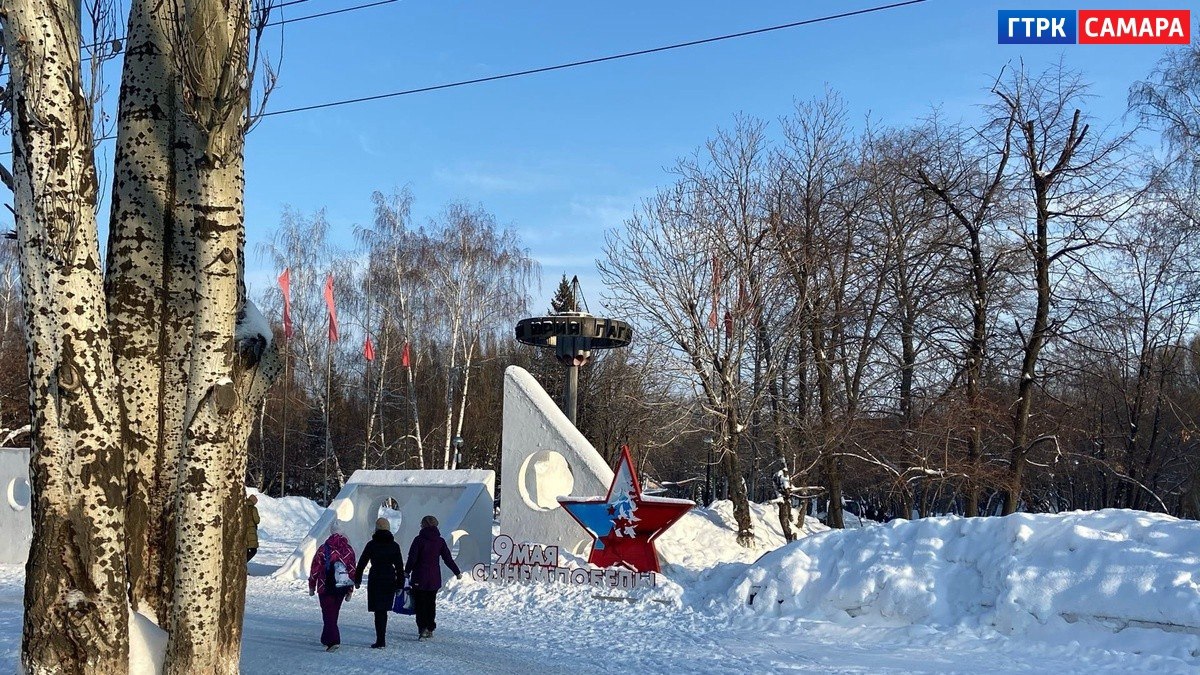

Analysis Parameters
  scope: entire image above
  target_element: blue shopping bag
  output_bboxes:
[391,586,415,615]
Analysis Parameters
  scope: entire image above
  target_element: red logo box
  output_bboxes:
[1078,9,1190,44]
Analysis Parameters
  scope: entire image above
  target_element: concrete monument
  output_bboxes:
[499,365,614,556]
[276,469,494,584]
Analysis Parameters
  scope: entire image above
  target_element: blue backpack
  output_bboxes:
[321,544,337,590]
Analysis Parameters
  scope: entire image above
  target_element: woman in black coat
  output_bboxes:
[354,517,405,648]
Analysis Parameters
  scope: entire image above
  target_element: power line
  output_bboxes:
[0,0,381,78]
[0,0,928,154]
[265,0,397,29]
[262,0,928,117]
[77,0,321,58]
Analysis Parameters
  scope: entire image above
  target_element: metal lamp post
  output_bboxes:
[703,436,714,506]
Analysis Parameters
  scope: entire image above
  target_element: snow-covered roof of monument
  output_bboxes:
[345,469,495,489]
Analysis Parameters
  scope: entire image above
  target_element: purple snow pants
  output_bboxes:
[319,590,349,646]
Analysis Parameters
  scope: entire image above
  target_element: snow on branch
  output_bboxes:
[236,299,272,364]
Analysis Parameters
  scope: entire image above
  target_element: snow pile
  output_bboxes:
[128,610,166,674]
[242,486,1200,666]
[660,499,826,573]
[247,488,323,570]
[731,509,1200,660]
[440,500,813,612]
[248,488,323,546]
[235,300,273,348]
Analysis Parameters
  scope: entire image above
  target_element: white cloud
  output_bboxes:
[567,191,651,230]
[433,163,565,194]
[356,132,386,158]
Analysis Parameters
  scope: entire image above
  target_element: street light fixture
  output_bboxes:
[514,277,632,426]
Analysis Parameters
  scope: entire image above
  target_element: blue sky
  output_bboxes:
[163,1,1195,309]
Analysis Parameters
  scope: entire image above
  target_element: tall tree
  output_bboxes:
[3,0,280,669]
[913,113,1015,516]
[427,203,536,469]
[602,117,772,546]
[992,64,1130,514]
[772,92,863,529]
[365,190,430,467]
[550,274,579,314]
[2,0,129,669]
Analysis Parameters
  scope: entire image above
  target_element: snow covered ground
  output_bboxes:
[0,496,1196,673]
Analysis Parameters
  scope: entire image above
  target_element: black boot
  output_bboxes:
[372,611,388,648]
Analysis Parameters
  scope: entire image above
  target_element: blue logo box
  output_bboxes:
[998,10,1077,44]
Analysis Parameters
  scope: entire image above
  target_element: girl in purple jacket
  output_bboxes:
[308,522,357,651]
[404,515,462,640]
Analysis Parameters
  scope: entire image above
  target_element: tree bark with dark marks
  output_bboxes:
[1,0,130,671]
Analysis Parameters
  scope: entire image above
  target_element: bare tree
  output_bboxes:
[602,118,772,546]
[258,208,345,492]
[426,203,536,469]
[357,189,427,467]
[858,128,957,517]
[772,93,868,529]
[913,112,1016,516]
[991,63,1132,515]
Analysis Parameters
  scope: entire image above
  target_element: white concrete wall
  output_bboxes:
[499,366,613,555]
[276,469,495,584]
[0,447,31,564]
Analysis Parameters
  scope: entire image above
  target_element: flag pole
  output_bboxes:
[323,274,333,506]
[324,332,332,505]
[280,337,288,498]
[278,267,294,498]
[364,270,372,470]
[322,272,341,505]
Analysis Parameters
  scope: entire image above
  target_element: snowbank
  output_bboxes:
[246,486,1200,666]
[247,488,323,571]
[660,499,827,573]
[649,499,826,607]
[248,488,323,547]
[732,509,1200,660]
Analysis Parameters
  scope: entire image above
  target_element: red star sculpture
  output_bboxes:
[558,445,693,573]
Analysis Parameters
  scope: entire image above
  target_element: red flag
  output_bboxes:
[364,335,376,362]
[724,310,734,340]
[324,274,339,342]
[401,341,411,368]
[278,268,294,339]
[709,254,722,330]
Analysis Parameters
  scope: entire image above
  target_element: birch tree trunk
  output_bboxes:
[404,346,424,468]
[451,339,476,469]
[442,315,461,468]
[6,0,277,669]
[106,0,186,626]
[164,0,263,670]
[1,0,130,670]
